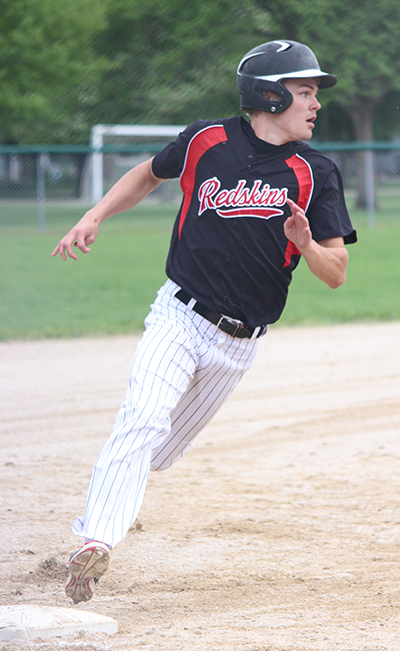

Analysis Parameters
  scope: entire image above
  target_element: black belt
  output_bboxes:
[175,289,267,339]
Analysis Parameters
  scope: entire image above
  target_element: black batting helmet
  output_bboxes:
[237,40,337,114]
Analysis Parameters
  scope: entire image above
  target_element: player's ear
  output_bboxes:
[262,90,282,103]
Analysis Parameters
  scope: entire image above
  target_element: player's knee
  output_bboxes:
[150,455,180,471]
[150,441,191,472]
[149,459,170,472]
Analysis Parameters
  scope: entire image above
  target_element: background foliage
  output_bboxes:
[0,0,109,143]
[1,0,400,144]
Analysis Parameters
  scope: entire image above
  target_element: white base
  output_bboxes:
[0,605,118,640]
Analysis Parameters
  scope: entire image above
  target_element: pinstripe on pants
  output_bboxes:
[72,279,262,548]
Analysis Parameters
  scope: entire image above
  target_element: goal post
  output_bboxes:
[90,124,186,204]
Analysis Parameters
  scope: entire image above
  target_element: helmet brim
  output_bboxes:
[254,69,337,89]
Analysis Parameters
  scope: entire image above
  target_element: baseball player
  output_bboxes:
[52,40,356,604]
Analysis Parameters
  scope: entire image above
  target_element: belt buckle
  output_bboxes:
[216,316,240,337]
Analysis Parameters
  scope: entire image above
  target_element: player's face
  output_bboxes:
[273,78,321,142]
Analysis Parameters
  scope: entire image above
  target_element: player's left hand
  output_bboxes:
[284,198,312,252]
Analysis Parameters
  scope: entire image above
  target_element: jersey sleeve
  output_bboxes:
[151,119,211,179]
[307,162,357,245]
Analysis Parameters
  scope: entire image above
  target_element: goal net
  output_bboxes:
[90,124,186,205]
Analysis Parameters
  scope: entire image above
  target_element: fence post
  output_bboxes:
[364,148,375,227]
[37,153,46,234]
[91,126,103,205]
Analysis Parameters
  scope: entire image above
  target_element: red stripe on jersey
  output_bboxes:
[283,154,314,268]
[285,154,314,210]
[179,125,228,238]
[217,207,283,220]
[283,240,301,268]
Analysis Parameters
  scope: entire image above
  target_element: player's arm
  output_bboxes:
[284,198,348,289]
[52,158,165,261]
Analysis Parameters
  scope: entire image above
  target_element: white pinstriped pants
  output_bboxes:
[73,279,262,548]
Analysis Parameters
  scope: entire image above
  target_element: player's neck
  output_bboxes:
[250,113,292,146]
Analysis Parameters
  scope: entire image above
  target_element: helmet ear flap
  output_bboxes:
[238,78,293,114]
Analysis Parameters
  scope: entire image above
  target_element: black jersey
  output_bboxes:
[152,116,356,327]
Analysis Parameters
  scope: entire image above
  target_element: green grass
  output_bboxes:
[1,200,400,340]
[0,231,171,339]
[278,193,400,326]
[0,205,176,339]
[0,202,179,234]
[279,221,400,326]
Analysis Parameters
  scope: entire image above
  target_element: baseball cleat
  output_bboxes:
[65,541,110,604]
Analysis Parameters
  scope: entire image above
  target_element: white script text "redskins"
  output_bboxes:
[198,177,288,220]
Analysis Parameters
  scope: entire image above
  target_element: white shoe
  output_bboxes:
[65,541,110,604]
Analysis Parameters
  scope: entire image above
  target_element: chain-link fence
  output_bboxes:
[0,139,399,234]
[1,136,399,340]
[319,142,400,227]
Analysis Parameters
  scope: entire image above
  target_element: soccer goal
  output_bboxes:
[90,124,186,204]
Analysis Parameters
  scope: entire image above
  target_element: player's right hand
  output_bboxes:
[284,198,312,253]
[51,215,99,261]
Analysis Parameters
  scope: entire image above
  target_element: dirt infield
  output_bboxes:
[1,321,400,651]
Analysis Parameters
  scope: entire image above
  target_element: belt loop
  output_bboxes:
[257,325,268,338]
[250,326,261,340]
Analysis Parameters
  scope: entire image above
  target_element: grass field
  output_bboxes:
[1,197,399,340]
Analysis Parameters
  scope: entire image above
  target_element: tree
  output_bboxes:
[253,0,400,206]
[90,0,263,126]
[0,0,110,143]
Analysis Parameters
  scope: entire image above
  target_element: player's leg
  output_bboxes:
[150,325,259,471]
[66,281,262,602]
[72,298,199,549]
[65,290,199,602]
